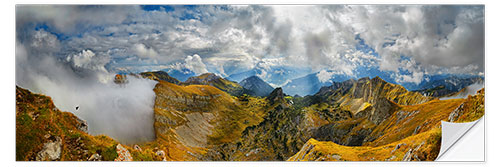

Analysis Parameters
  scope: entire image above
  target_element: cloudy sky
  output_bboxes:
[16,5,484,85]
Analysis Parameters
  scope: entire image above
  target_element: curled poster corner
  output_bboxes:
[436,116,484,161]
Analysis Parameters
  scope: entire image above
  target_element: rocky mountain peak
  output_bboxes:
[240,76,274,97]
[267,87,285,105]
[371,76,384,83]
[358,77,371,83]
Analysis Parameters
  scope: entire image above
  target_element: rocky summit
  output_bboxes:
[16,74,485,161]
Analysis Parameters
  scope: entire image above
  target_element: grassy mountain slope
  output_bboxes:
[288,127,441,161]
[288,88,484,161]
[16,86,121,161]
[151,80,267,160]
[182,73,245,96]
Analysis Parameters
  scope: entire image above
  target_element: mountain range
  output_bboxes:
[155,67,484,97]
[225,66,311,87]
[16,71,485,161]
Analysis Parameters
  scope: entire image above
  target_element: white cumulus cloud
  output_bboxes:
[184,54,209,74]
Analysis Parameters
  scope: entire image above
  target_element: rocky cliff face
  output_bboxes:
[312,77,431,124]
[293,77,430,147]
[339,76,432,106]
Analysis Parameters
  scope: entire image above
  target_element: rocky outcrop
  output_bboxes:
[312,118,374,146]
[75,117,88,133]
[402,141,425,161]
[287,139,316,161]
[448,103,464,122]
[88,153,102,161]
[114,144,133,161]
[313,123,354,145]
[267,87,285,105]
[391,143,406,154]
[36,135,62,161]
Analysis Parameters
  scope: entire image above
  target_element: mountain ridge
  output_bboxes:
[16,72,485,161]
[182,73,245,96]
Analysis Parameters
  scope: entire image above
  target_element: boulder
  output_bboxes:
[75,117,88,133]
[156,150,167,161]
[114,144,133,161]
[36,136,62,161]
[133,145,142,152]
[88,153,102,161]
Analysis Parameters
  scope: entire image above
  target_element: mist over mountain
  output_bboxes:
[226,66,311,87]
[282,71,352,96]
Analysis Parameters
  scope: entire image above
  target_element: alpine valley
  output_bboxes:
[15,71,484,161]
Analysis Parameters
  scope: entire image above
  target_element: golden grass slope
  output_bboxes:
[288,88,484,161]
[288,127,441,161]
[151,81,267,160]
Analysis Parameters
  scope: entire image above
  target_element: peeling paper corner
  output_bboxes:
[436,116,484,161]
